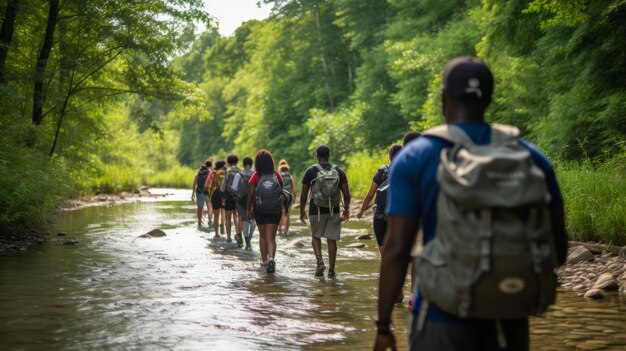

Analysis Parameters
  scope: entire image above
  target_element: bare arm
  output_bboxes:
[291,175,297,198]
[377,215,417,328]
[191,175,197,200]
[550,202,568,265]
[246,183,255,221]
[205,176,212,195]
[357,182,378,218]
[300,184,309,223]
[340,182,351,222]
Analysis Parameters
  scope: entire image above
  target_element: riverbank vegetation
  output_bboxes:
[0,0,624,243]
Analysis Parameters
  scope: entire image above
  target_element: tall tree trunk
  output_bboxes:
[0,0,19,82]
[32,0,59,125]
[313,3,334,110]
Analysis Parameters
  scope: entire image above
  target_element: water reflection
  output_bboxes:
[0,190,623,350]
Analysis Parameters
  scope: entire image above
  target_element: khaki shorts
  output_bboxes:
[310,213,342,241]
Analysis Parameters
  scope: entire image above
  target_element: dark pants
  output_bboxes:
[410,317,529,351]
[373,215,387,246]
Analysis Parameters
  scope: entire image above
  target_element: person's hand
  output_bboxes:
[300,212,308,224]
[247,210,253,221]
[374,332,396,351]
[356,210,364,219]
[342,209,350,223]
[191,194,195,202]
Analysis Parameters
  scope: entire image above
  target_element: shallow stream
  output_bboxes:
[0,189,624,350]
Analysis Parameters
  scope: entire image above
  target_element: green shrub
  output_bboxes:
[345,150,388,198]
[144,164,196,189]
[557,161,626,245]
[0,139,71,236]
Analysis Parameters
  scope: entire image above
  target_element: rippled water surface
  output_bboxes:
[0,189,624,350]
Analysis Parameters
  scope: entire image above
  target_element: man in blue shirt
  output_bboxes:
[374,57,568,350]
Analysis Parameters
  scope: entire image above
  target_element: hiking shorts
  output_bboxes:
[310,213,341,241]
[223,194,237,211]
[373,215,387,246]
[211,191,223,210]
[409,317,529,351]
[253,209,281,225]
[195,191,208,209]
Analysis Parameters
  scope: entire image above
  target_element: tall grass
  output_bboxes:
[556,161,625,245]
[144,164,196,189]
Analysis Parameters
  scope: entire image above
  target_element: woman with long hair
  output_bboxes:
[246,149,284,273]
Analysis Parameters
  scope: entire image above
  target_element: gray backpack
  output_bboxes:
[415,124,557,323]
[254,173,283,214]
[280,171,293,194]
[310,164,341,217]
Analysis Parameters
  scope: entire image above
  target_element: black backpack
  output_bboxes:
[236,170,253,202]
[254,173,283,213]
[196,171,209,193]
[374,164,390,215]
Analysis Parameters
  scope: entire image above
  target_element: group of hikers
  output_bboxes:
[192,146,349,276]
[193,56,570,351]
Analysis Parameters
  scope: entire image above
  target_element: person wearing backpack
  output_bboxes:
[246,149,284,273]
[356,144,402,254]
[191,164,210,227]
[374,57,568,351]
[206,160,227,239]
[203,159,214,227]
[235,157,256,251]
[278,159,297,236]
[221,154,242,246]
[300,145,351,278]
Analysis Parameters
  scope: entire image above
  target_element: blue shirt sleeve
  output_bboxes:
[385,143,423,217]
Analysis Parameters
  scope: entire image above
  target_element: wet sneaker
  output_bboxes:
[327,269,336,278]
[315,261,326,277]
[220,224,225,235]
[235,234,243,248]
[266,258,275,274]
[245,243,252,251]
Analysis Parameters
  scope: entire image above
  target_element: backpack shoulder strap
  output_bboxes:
[491,124,520,144]
[314,164,324,172]
[423,124,475,147]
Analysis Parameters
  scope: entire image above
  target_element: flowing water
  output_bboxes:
[0,189,624,350]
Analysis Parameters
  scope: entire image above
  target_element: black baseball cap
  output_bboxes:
[316,144,330,157]
[442,56,493,105]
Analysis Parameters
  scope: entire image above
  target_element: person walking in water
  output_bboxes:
[206,160,227,239]
[356,144,402,254]
[374,56,568,351]
[204,160,214,227]
[235,157,256,251]
[246,149,284,273]
[191,164,210,227]
[221,154,243,247]
[300,145,350,278]
[278,159,297,235]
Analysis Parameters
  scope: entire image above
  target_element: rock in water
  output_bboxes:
[593,273,619,291]
[356,234,372,240]
[583,288,605,299]
[567,246,594,264]
[285,238,307,248]
[346,242,366,249]
[139,229,166,238]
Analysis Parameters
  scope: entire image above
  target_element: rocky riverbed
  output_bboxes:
[558,242,626,299]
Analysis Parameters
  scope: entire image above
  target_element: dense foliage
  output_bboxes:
[1,0,624,242]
